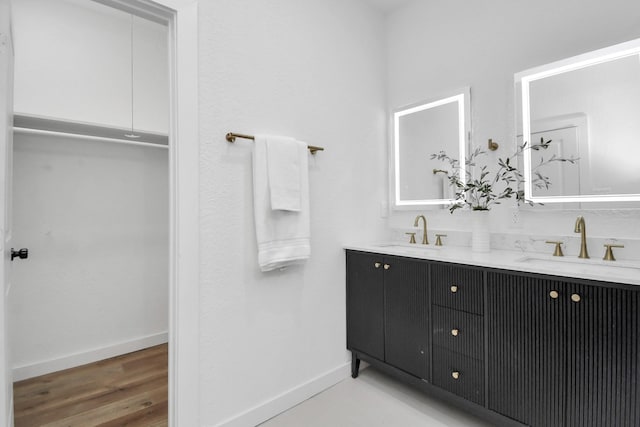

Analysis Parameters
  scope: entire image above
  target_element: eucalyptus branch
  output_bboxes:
[431,137,579,213]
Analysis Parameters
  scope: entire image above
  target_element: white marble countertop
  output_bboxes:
[344,242,640,286]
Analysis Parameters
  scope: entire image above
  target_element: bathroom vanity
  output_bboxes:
[345,245,640,427]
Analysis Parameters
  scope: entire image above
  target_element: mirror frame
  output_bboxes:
[516,37,640,204]
[390,88,470,209]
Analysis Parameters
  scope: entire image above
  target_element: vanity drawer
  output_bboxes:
[432,346,484,405]
[432,263,484,314]
[432,306,483,359]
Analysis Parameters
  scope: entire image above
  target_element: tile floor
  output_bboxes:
[261,367,494,426]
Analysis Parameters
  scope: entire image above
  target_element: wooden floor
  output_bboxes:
[13,344,168,427]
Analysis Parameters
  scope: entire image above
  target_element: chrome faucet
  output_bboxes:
[414,215,429,245]
[574,215,589,259]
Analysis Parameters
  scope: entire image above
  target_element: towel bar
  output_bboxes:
[226,132,324,155]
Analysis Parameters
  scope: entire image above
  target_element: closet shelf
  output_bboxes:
[13,114,169,148]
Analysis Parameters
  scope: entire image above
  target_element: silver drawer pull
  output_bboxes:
[451,371,460,380]
[451,328,459,337]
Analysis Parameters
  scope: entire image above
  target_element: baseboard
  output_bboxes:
[12,332,168,381]
[214,361,352,427]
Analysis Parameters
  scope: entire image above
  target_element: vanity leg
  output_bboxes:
[351,353,361,378]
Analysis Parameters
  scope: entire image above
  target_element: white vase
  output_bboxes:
[471,210,491,253]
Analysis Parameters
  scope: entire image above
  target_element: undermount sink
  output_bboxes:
[371,242,442,255]
[515,255,640,275]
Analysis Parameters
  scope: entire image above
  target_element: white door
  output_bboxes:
[0,0,14,425]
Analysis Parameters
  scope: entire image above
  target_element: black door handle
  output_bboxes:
[11,248,28,261]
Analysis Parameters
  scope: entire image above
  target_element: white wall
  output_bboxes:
[12,0,168,134]
[10,0,169,379]
[197,0,387,425]
[386,0,640,252]
[10,134,169,378]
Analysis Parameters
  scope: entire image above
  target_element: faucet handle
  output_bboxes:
[435,234,447,246]
[603,244,624,261]
[545,241,564,257]
[405,232,417,244]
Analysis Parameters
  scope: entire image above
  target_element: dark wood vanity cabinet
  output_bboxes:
[346,251,429,380]
[487,271,640,427]
[346,249,640,427]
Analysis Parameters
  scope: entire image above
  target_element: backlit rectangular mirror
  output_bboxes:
[391,88,470,209]
[516,37,640,205]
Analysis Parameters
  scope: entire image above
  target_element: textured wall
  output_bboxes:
[197,0,387,424]
[386,0,640,253]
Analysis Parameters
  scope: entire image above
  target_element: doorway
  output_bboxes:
[10,0,169,423]
[2,0,199,425]
[0,0,199,426]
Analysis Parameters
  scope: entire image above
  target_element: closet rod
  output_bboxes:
[226,132,324,155]
[14,127,169,150]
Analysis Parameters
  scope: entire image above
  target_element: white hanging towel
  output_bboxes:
[266,136,302,211]
[253,135,310,272]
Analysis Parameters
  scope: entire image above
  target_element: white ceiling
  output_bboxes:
[364,0,413,13]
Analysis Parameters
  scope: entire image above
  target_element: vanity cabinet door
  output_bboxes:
[487,272,568,427]
[346,251,384,361]
[566,284,640,427]
[383,256,430,380]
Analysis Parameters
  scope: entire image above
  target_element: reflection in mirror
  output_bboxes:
[517,38,640,204]
[392,89,470,209]
[529,115,585,198]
